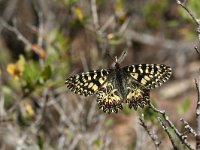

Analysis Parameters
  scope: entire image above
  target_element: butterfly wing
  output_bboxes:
[123,64,172,109]
[65,69,111,96]
[123,64,172,89]
[96,78,123,113]
[125,77,150,110]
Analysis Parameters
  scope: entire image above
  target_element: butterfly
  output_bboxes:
[65,63,172,113]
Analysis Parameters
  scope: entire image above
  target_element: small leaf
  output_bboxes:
[93,139,101,147]
[177,99,191,115]
[104,118,114,127]
[123,104,133,115]
[40,65,52,82]
[23,61,40,85]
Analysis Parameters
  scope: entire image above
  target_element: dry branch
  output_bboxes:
[139,115,161,150]
[176,1,200,149]
[148,101,194,150]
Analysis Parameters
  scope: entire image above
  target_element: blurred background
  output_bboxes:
[0,0,200,149]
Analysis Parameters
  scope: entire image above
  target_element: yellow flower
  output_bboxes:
[73,7,84,21]
[25,101,35,117]
[7,55,25,80]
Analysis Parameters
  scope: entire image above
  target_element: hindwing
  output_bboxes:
[96,79,123,113]
[125,77,150,110]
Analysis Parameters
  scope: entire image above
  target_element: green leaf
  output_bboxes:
[104,118,114,128]
[23,61,40,86]
[177,99,191,115]
[123,104,133,115]
[93,139,101,147]
[37,134,44,150]
[40,65,52,82]
[188,0,200,18]
[137,99,158,123]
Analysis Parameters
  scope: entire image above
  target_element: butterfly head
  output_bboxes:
[114,56,120,69]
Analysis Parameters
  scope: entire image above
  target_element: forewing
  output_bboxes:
[123,64,172,89]
[65,69,111,96]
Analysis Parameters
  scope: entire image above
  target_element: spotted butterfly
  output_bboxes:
[65,63,172,113]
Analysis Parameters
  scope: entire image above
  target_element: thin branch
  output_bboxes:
[32,0,44,47]
[180,118,197,137]
[195,78,200,149]
[176,1,200,150]
[176,0,200,54]
[91,0,99,30]
[139,115,161,150]
[176,0,199,25]
[124,29,194,52]
[157,117,178,150]
[195,46,200,55]
[148,101,194,150]
[99,15,115,33]
[0,19,32,48]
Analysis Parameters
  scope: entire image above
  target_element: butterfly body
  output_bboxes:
[65,63,172,113]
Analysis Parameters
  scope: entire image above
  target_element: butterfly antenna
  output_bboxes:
[106,52,116,67]
[118,49,128,64]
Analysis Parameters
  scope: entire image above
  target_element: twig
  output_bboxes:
[176,0,199,26]
[80,51,89,72]
[148,101,194,150]
[195,78,200,149]
[139,115,161,150]
[32,1,44,47]
[68,133,82,150]
[118,17,131,34]
[176,1,200,149]
[180,118,197,137]
[195,46,200,55]
[157,117,178,150]
[91,0,99,30]
[0,19,31,48]
[124,29,194,52]
[176,0,200,54]
[99,15,115,33]
[0,69,5,122]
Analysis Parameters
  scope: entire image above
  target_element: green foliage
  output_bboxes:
[179,0,200,20]
[188,0,200,16]
[143,0,168,29]
[37,135,44,150]
[40,65,52,83]
[23,61,40,86]
[2,85,13,108]
[93,139,101,148]
[137,100,158,123]
[63,0,79,6]
[177,98,191,115]
[104,118,114,128]
[123,104,134,115]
